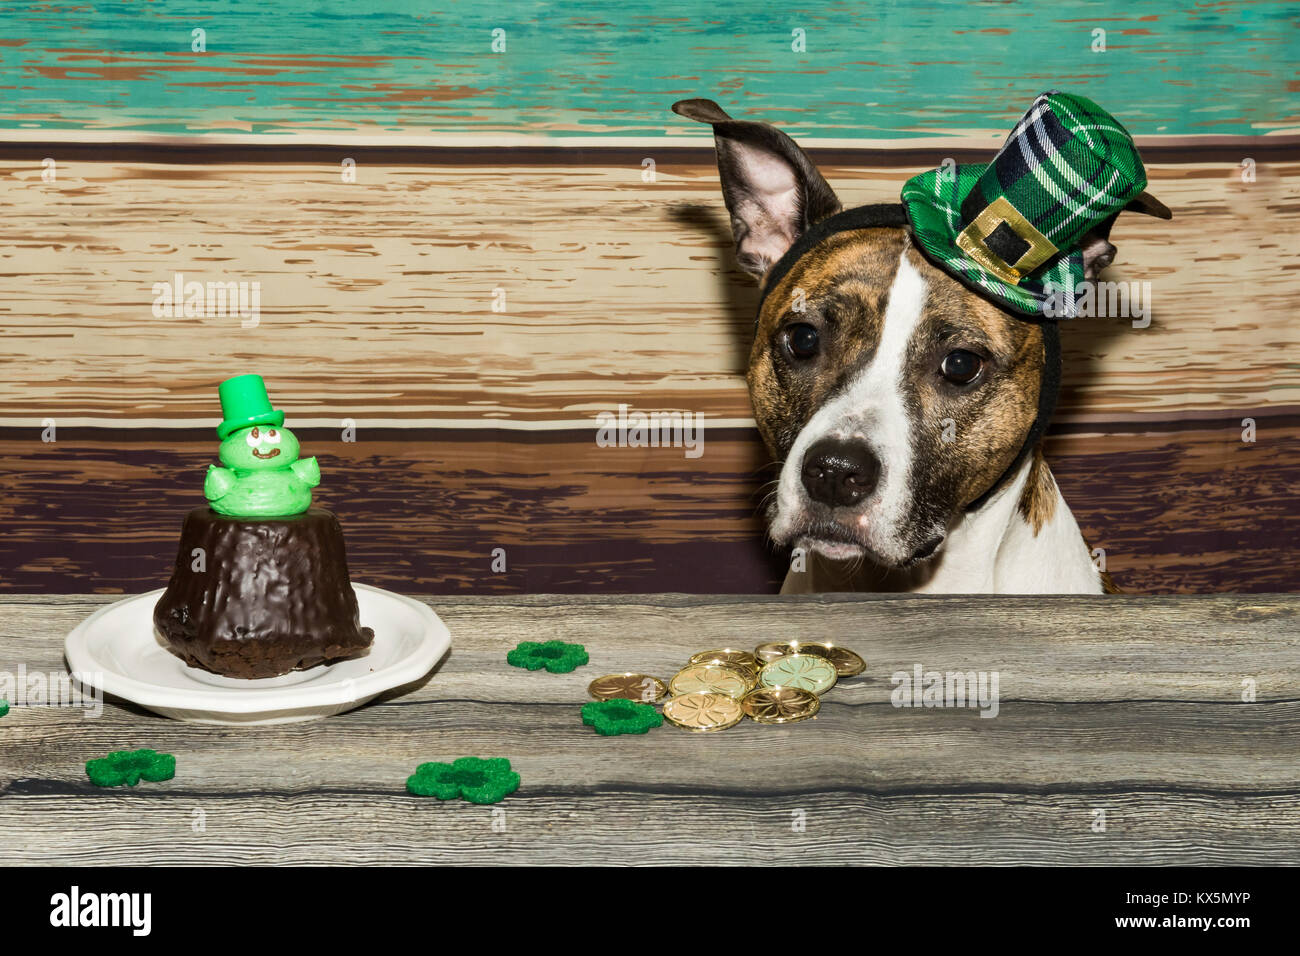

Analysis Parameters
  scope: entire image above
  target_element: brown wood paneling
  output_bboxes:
[1,157,1295,423]
[2,415,1295,594]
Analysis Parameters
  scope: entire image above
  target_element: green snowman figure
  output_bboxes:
[204,374,321,517]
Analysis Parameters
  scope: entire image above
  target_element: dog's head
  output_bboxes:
[675,98,1169,568]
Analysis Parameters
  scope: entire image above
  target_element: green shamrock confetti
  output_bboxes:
[85,749,176,788]
[406,757,520,805]
[581,698,663,736]
[506,640,589,674]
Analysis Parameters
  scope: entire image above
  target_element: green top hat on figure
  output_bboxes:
[204,374,321,517]
[215,373,285,440]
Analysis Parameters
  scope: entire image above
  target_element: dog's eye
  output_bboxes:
[785,323,820,360]
[940,350,983,385]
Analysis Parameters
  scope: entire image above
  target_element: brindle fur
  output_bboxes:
[1017,444,1059,535]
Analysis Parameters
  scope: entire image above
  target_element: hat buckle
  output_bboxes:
[954,196,1058,286]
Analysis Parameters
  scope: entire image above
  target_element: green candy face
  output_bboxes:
[218,424,300,471]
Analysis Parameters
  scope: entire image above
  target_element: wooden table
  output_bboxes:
[1,593,1297,865]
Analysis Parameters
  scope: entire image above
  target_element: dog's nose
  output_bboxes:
[800,438,880,508]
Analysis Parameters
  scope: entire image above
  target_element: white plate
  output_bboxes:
[64,584,450,724]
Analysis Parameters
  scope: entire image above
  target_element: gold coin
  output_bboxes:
[755,641,823,664]
[789,642,867,677]
[822,645,866,678]
[689,647,759,672]
[741,686,821,724]
[754,642,791,664]
[758,654,838,695]
[669,663,755,699]
[587,672,669,703]
[755,642,865,677]
[663,692,744,732]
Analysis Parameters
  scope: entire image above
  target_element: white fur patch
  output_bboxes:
[780,455,1104,593]
[912,457,1102,593]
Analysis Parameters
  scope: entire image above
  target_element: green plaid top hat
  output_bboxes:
[216,373,285,440]
[902,91,1149,318]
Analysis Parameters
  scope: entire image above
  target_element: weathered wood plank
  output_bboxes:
[3,789,1297,866]
[4,592,1299,704]
[1,789,1296,866]
[0,0,1293,139]
[8,697,1298,792]
[1,159,1295,423]
[0,594,1296,865]
[2,419,1295,594]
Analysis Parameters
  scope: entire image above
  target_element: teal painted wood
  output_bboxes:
[0,0,1295,138]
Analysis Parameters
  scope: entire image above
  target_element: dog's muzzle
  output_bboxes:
[800,438,880,508]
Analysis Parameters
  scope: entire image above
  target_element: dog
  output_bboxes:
[673,96,1171,594]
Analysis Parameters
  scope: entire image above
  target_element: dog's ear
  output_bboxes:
[672,98,841,280]
[1080,190,1173,281]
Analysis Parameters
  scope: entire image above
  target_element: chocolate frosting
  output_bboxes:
[153,507,373,679]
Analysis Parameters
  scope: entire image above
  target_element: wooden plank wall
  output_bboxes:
[0,156,1296,422]
[2,420,1297,594]
[0,2,1297,594]
[0,1,1292,139]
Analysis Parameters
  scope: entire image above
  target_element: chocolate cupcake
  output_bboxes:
[152,374,373,679]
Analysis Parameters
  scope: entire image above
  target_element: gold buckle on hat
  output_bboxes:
[955,196,1058,285]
